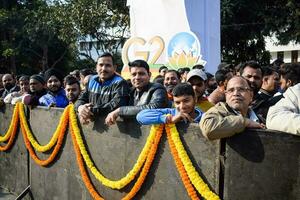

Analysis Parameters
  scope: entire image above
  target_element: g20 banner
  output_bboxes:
[122,0,220,78]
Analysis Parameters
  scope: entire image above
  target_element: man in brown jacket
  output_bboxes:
[200,76,264,140]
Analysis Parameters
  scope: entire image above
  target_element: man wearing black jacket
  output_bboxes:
[75,53,129,124]
[105,60,168,126]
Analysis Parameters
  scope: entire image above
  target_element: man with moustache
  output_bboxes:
[0,73,20,107]
[4,75,30,104]
[75,52,129,124]
[39,68,69,108]
[163,70,180,106]
[1,73,20,98]
[239,61,263,99]
[200,76,264,140]
[252,66,281,122]
[64,75,81,104]
[105,60,168,126]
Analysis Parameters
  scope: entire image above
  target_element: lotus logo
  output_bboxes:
[167,32,206,68]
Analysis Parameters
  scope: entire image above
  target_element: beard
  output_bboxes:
[165,84,176,93]
[4,83,14,91]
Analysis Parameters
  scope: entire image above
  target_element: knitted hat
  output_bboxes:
[30,74,45,84]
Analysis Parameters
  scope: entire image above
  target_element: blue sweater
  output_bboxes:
[136,108,203,125]
[39,88,69,108]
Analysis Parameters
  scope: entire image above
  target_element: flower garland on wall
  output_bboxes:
[0,103,220,200]
[19,104,70,166]
[19,103,70,152]
[165,125,200,200]
[69,105,164,200]
[166,123,220,200]
[69,104,159,190]
[0,103,19,151]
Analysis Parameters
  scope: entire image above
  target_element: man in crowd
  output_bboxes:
[252,66,281,121]
[208,68,233,104]
[200,76,264,140]
[186,69,214,112]
[178,67,190,83]
[39,68,69,108]
[105,60,168,125]
[205,72,217,96]
[278,63,300,93]
[1,73,20,98]
[4,75,30,104]
[240,61,263,98]
[153,65,168,84]
[137,83,203,124]
[64,75,81,104]
[75,52,129,124]
[79,68,95,90]
[23,74,47,106]
[164,69,180,103]
[267,82,300,135]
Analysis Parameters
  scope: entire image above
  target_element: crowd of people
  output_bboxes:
[1,52,300,138]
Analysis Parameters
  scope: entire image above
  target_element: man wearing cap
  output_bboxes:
[23,74,47,106]
[39,68,69,108]
[187,69,214,112]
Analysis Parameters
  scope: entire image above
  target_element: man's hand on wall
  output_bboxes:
[78,103,93,124]
[105,108,120,126]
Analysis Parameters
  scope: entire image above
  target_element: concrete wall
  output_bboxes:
[0,105,28,197]
[0,104,300,199]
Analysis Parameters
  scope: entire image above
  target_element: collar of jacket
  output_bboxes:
[48,87,65,96]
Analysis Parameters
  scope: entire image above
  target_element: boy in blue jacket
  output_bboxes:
[136,83,203,124]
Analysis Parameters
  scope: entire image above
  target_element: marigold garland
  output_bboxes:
[165,125,199,200]
[0,103,20,151]
[0,103,19,142]
[70,121,104,200]
[121,124,163,200]
[166,124,220,200]
[69,104,157,190]
[20,105,70,166]
[70,120,163,200]
[19,103,70,152]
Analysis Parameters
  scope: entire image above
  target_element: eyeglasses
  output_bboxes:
[225,87,250,94]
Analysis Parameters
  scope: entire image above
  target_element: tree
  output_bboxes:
[221,0,300,65]
[58,0,129,59]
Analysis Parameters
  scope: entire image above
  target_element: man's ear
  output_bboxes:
[149,71,152,78]
[263,76,269,83]
[287,79,292,87]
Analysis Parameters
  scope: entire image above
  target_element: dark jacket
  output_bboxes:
[75,74,129,116]
[27,89,47,106]
[252,89,283,123]
[1,85,20,98]
[119,82,168,117]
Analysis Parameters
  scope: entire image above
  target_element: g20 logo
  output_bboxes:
[121,31,206,69]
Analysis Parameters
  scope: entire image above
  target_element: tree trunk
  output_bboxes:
[42,45,48,71]
[10,55,16,74]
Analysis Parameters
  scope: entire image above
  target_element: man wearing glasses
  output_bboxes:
[200,76,264,140]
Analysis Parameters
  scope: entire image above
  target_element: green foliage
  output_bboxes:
[221,0,300,65]
[0,0,298,74]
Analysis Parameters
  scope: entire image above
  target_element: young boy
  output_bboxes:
[136,83,203,124]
